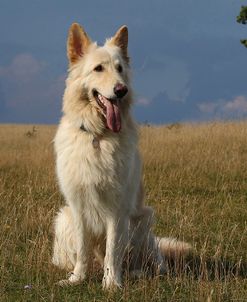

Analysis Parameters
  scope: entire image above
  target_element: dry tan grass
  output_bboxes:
[0,122,247,301]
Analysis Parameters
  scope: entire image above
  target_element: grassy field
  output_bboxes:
[0,122,247,301]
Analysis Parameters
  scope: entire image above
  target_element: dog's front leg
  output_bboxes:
[102,215,128,290]
[71,207,89,282]
[58,201,89,286]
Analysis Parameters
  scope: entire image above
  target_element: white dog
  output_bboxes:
[52,23,191,290]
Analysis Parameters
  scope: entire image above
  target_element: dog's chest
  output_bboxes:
[55,125,138,235]
[55,128,134,195]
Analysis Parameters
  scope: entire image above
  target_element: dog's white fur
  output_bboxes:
[52,23,191,290]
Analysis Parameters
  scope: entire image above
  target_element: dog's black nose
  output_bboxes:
[114,83,128,98]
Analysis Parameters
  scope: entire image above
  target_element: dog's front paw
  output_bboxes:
[102,274,122,291]
[56,272,84,287]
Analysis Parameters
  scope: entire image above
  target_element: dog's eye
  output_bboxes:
[117,65,123,73]
[94,64,103,72]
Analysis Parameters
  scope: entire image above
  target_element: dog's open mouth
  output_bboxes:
[93,90,121,133]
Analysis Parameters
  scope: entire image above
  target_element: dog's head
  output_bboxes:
[63,23,132,134]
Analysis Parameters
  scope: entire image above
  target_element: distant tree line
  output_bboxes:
[237,6,247,47]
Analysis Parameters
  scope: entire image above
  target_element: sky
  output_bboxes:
[0,0,247,125]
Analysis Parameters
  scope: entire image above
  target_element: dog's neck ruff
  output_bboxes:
[80,123,101,149]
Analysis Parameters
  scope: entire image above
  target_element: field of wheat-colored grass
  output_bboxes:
[0,122,247,301]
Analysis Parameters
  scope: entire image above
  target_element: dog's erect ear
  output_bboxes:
[111,25,129,63]
[67,23,91,64]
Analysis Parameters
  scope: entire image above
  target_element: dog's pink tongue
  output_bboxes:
[104,98,121,133]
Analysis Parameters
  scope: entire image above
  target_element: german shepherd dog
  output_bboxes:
[52,23,191,290]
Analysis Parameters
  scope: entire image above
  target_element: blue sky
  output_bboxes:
[0,0,247,124]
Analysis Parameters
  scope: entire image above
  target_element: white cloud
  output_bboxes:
[223,96,247,113]
[0,53,63,122]
[198,95,247,119]
[136,98,150,106]
[198,102,218,114]
[0,53,45,82]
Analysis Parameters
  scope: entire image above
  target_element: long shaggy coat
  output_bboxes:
[52,23,191,290]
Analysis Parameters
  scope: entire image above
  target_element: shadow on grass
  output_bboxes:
[166,254,247,280]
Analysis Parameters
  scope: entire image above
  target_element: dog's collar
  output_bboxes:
[80,123,101,149]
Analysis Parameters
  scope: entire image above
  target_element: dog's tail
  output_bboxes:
[156,237,192,260]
